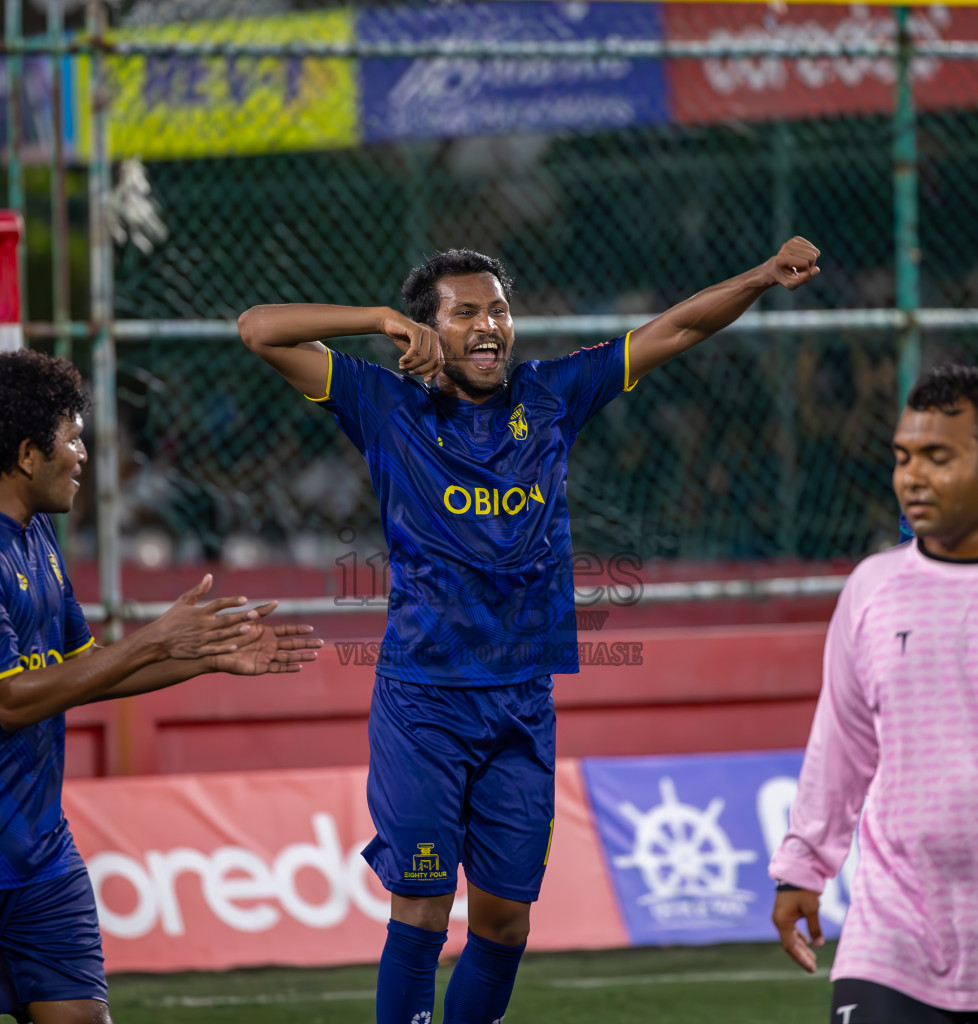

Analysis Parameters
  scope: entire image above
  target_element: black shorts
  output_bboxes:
[833,979,976,1024]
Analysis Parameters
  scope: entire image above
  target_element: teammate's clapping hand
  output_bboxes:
[771,236,821,291]
[383,310,444,383]
[146,573,262,660]
[210,601,323,675]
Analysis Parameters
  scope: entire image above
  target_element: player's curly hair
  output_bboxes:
[402,249,515,327]
[0,350,89,476]
[907,363,978,420]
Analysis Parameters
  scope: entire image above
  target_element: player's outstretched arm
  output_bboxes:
[626,236,820,383]
[0,575,267,732]
[87,601,324,702]
[238,303,443,396]
[772,887,825,973]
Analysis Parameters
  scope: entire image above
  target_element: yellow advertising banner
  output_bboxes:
[639,1,978,4]
[77,10,358,161]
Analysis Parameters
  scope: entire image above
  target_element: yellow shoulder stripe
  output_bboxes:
[65,637,96,659]
[623,330,638,392]
[303,348,334,403]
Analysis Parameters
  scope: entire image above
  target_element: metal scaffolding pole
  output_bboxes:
[48,0,72,362]
[86,0,122,642]
[894,5,921,406]
[4,0,27,323]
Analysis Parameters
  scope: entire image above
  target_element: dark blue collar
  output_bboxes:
[0,510,30,536]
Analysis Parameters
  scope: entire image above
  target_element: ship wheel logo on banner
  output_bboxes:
[614,777,757,924]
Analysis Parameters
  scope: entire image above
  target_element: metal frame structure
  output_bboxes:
[5,1,975,628]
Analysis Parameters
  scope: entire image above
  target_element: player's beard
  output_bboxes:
[442,350,515,397]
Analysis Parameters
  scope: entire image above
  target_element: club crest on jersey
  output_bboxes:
[16,573,28,591]
[507,404,529,441]
[48,552,64,588]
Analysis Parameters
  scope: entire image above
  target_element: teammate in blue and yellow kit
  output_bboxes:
[239,237,820,1024]
[0,349,322,1024]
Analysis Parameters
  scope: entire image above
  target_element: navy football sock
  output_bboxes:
[442,928,526,1024]
[376,919,447,1024]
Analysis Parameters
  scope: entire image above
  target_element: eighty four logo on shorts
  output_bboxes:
[404,842,448,882]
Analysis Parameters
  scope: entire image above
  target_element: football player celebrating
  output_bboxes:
[240,236,820,1024]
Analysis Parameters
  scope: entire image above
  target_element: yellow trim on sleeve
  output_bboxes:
[623,330,638,392]
[0,664,24,681]
[64,637,96,659]
[303,347,334,402]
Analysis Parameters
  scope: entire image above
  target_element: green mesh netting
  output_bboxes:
[41,5,978,564]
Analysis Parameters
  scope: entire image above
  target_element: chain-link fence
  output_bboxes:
[6,1,978,608]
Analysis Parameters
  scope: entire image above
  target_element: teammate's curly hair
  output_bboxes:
[908,363,978,420]
[402,249,514,327]
[0,350,89,476]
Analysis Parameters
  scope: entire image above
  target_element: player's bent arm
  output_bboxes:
[238,303,394,349]
[238,303,443,392]
[78,647,206,703]
[626,236,820,383]
[0,576,258,731]
[85,605,323,702]
[0,636,191,731]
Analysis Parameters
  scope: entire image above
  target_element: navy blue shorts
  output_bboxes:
[0,859,108,1020]
[363,673,556,903]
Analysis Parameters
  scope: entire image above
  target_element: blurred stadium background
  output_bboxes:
[6,0,978,583]
[2,0,977,1014]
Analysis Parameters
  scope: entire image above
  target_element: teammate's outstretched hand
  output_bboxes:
[211,601,324,675]
[383,310,444,382]
[145,574,261,660]
[770,236,820,291]
[772,887,825,973]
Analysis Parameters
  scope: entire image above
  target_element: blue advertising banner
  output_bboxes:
[358,1,669,143]
[582,750,857,947]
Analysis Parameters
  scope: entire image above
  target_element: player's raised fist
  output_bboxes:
[383,310,444,383]
[771,236,820,291]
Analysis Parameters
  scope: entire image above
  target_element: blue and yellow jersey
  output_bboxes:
[898,512,914,544]
[310,334,635,686]
[0,512,93,887]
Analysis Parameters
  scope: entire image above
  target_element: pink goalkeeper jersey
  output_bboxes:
[769,539,978,1011]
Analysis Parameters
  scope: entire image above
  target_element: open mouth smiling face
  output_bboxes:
[469,337,503,372]
[434,272,515,399]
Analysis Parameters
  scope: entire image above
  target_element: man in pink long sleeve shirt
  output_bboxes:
[770,362,978,1024]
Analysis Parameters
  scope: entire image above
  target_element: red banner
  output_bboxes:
[665,4,978,124]
[64,760,625,973]
[0,211,23,352]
